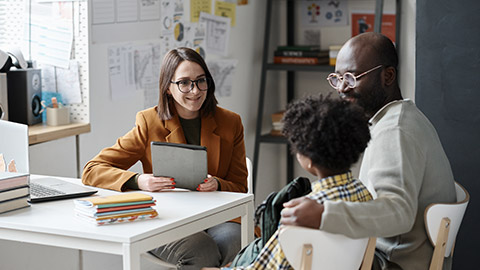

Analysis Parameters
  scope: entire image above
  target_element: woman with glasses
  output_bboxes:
[82,47,248,269]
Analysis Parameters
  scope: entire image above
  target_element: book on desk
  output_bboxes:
[0,172,30,214]
[74,192,158,225]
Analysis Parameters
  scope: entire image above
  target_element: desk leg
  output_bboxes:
[123,243,141,270]
[76,135,81,178]
[241,200,254,248]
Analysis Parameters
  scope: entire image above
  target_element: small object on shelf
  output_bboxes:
[329,45,343,66]
[46,106,70,126]
[270,111,285,136]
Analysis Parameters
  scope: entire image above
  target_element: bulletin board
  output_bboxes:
[1,1,90,124]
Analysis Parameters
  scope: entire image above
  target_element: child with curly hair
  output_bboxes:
[204,94,373,270]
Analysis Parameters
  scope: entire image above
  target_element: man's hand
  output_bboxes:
[280,197,325,229]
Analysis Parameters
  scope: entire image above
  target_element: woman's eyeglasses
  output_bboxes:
[170,77,212,93]
[327,65,383,90]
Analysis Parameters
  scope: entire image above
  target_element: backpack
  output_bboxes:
[230,176,312,267]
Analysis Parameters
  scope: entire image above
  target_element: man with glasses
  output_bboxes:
[280,32,456,269]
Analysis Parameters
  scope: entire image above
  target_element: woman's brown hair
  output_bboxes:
[157,47,217,120]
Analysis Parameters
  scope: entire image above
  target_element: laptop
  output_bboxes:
[0,120,97,203]
[151,141,207,190]
[29,176,97,203]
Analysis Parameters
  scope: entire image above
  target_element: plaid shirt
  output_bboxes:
[225,171,373,270]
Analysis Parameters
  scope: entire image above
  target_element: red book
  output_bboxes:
[0,172,29,191]
[273,56,328,65]
[96,202,156,213]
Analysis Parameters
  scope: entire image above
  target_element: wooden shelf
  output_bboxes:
[259,134,288,144]
[28,122,91,145]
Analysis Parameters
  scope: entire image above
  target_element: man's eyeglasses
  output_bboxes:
[170,77,212,93]
[327,65,383,90]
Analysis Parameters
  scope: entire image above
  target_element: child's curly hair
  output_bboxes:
[282,94,371,172]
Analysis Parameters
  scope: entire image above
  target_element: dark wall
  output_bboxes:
[416,1,480,269]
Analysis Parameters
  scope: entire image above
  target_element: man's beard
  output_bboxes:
[357,84,387,118]
[342,75,386,118]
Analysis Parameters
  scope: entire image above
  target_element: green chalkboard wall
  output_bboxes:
[416,1,480,269]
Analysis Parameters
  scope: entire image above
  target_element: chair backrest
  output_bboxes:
[246,157,253,194]
[424,181,469,268]
[279,225,376,270]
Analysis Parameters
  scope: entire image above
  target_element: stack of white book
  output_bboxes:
[0,172,30,214]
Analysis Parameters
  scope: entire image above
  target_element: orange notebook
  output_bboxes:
[74,192,154,208]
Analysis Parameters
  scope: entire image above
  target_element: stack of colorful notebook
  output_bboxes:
[74,192,158,225]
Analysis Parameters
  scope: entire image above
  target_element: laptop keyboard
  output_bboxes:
[30,182,66,197]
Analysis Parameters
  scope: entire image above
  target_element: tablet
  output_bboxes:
[151,141,207,190]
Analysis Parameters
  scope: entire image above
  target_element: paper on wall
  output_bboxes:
[133,43,162,109]
[39,60,82,104]
[215,0,236,27]
[27,2,73,68]
[207,59,237,97]
[108,44,137,100]
[190,0,211,23]
[300,0,348,27]
[199,12,230,57]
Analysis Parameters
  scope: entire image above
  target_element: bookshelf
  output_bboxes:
[252,0,396,191]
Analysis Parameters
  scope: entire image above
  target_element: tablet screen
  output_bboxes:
[151,141,207,190]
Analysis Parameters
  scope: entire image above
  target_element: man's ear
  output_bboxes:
[383,66,396,86]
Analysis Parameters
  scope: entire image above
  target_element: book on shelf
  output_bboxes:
[0,172,29,191]
[273,56,329,65]
[0,195,30,214]
[276,45,321,51]
[274,49,329,58]
[74,192,158,225]
[0,185,29,202]
[270,111,285,136]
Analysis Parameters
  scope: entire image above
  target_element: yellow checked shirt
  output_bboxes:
[226,171,373,270]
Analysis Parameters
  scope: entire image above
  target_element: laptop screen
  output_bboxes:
[0,120,29,173]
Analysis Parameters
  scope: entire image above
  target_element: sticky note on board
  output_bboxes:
[215,1,236,27]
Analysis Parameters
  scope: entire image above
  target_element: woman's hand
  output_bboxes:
[197,174,218,192]
[137,174,175,192]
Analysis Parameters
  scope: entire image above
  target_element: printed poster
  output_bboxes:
[190,0,211,23]
[199,12,231,57]
[207,59,238,97]
[300,0,348,27]
[215,1,236,27]
[351,12,396,43]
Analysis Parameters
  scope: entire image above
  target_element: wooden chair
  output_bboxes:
[278,225,376,270]
[424,181,470,270]
[141,157,254,270]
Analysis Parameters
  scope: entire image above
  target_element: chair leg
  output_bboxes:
[299,244,313,270]
[429,217,450,270]
[360,237,376,270]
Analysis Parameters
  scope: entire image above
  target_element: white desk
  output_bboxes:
[0,175,254,270]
